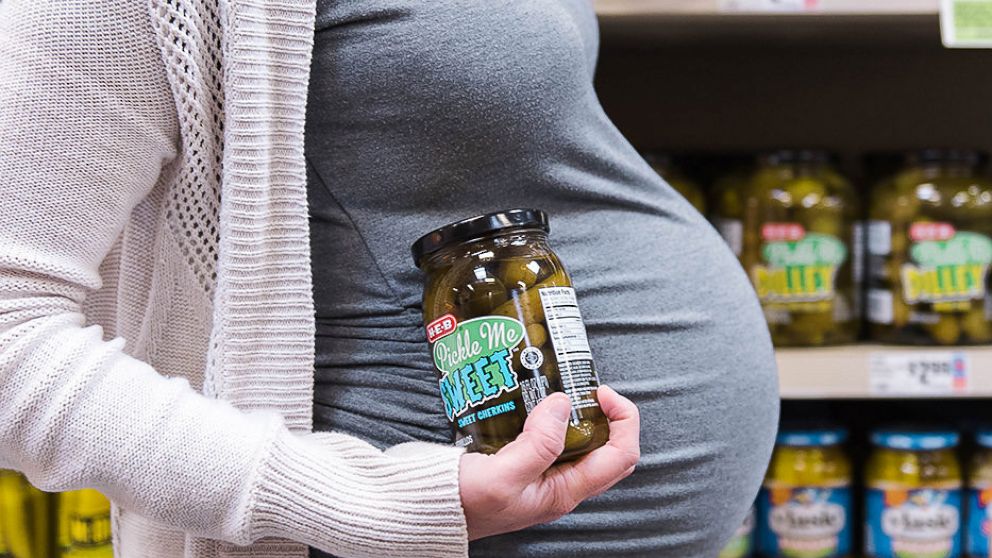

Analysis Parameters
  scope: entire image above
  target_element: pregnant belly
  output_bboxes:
[314,210,777,557]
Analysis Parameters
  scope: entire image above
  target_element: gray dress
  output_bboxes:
[305,1,779,556]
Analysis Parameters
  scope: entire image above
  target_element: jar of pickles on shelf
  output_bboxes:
[644,153,707,213]
[711,162,753,259]
[966,431,992,558]
[758,429,853,558]
[58,489,113,557]
[865,430,962,558]
[739,150,861,346]
[867,149,992,345]
[0,470,52,558]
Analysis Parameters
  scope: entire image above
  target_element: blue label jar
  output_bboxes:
[758,429,852,558]
[865,430,962,558]
[965,430,992,557]
[966,486,991,557]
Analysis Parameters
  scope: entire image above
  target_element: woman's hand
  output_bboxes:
[459,385,640,540]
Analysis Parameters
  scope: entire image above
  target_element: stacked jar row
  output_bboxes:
[646,149,992,347]
[719,428,992,558]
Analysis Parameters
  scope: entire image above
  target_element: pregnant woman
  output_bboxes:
[307,1,778,556]
[0,1,778,557]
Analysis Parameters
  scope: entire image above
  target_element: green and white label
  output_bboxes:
[432,316,525,421]
[902,229,992,305]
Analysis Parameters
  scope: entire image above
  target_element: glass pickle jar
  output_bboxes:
[710,164,752,260]
[867,149,992,345]
[865,430,963,558]
[58,489,113,558]
[412,209,609,461]
[966,431,992,558]
[644,153,707,212]
[742,150,861,347]
[757,429,853,558]
[0,471,52,558]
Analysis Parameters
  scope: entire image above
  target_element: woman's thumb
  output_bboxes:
[493,393,572,485]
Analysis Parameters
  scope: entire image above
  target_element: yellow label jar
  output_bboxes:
[412,209,609,461]
[865,430,963,558]
[757,429,853,557]
[867,149,992,345]
[741,150,861,347]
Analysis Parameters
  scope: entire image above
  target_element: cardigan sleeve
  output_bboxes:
[0,1,467,556]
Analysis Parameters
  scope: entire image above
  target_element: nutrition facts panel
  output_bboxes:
[539,287,600,410]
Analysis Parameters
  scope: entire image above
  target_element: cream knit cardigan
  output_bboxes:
[0,1,468,557]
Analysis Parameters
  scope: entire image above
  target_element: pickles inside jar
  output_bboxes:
[412,209,609,462]
[740,150,861,347]
[866,149,992,345]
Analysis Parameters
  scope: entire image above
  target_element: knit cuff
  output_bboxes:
[248,429,468,558]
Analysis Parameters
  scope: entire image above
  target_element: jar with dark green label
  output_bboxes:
[867,149,992,345]
[412,209,609,461]
[741,150,861,346]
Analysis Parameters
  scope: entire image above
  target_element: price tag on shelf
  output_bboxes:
[869,351,970,396]
[941,0,992,48]
[719,0,819,12]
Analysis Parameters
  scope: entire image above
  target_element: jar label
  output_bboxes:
[431,315,525,422]
[752,223,847,305]
[757,485,852,557]
[966,486,992,557]
[538,287,599,411]
[719,506,755,558]
[901,224,992,311]
[865,487,961,558]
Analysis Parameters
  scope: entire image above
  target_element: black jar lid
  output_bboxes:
[411,208,550,268]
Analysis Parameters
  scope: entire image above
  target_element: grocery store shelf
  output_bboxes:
[777,345,992,399]
[594,0,937,17]
[593,0,943,47]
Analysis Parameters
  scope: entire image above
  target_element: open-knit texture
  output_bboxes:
[0,1,468,557]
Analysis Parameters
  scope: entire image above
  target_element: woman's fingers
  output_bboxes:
[538,386,641,511]
[461,386,641,540]
[492,392,572,486]
[598,384,641,457]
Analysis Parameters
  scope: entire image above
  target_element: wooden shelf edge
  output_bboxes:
[776,344,992,399]
[595,0,938,17]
